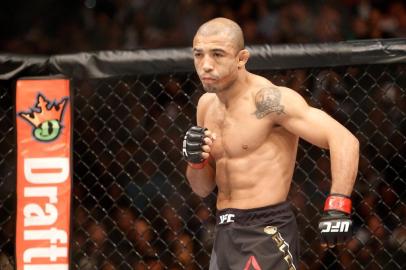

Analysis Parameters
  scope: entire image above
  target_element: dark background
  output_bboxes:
[0,0,405,54]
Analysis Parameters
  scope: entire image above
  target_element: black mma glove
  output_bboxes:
[182,126,208,169]
[318,194,353,247]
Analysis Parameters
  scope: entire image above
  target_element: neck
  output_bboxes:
[217,70,249,108]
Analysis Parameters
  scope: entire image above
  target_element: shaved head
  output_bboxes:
[192,17,250,94]
[195,17,245,51]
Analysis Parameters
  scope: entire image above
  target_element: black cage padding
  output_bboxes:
[1,39,405,80]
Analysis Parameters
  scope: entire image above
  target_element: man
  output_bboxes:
[182,17,359,270]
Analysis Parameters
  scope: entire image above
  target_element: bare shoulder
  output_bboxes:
[196,93,216,125]
[197,93,216,110]
[252,84,308,119]
[252,84,285,119]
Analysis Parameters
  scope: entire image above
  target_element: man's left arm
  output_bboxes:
[276,87,359,246]
[278,91,359,195]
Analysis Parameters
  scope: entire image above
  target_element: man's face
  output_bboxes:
[193,33,240,93]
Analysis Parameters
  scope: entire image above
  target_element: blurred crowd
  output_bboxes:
[0,0,405,54]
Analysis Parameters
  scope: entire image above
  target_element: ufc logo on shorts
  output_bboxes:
[320,220,350,233]
[219,214,235,224]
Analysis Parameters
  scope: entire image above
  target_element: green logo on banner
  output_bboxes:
[19,94,68,142]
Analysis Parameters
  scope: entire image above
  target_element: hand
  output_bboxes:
[182,126,216,169]
[319,194,353,248]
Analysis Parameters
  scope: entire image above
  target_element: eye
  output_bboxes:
[194,52,202,58]
[213,53,223,58]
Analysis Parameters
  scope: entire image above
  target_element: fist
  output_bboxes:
[319,194,353,248]
[182,126,216,167]
[319,211,352,248]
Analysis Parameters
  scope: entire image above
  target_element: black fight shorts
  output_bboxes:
[209,201,299,270]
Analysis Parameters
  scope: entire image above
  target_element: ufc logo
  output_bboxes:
[320,221,350,233]
[219,214,235,224]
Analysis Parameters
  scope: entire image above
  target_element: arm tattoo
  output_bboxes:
[254,87,285,119]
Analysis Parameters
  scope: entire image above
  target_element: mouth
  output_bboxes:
[201,77,216,83]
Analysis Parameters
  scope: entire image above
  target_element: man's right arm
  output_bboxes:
[186,161,216,197]
[184,94,217,198]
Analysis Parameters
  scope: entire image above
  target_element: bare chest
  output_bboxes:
[204,103,273,158]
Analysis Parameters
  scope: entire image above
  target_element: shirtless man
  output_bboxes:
[182,18,359,270]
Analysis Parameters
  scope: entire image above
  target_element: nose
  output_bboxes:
[202,56,214,73]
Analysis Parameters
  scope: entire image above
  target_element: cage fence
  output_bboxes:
[0,40,405,270]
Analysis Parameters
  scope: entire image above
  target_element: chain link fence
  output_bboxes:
[0,42,405,269]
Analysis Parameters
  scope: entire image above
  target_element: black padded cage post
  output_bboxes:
[0,39,405,269]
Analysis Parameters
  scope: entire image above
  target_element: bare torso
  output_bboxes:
[201,75,299,209]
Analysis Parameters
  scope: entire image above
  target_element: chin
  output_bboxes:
[203,84,218,93]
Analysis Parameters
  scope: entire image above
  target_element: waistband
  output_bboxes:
[216,201,293,226]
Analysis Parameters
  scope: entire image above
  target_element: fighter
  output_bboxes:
[183,17,359,269]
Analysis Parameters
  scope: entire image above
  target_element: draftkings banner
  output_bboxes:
[15,77,72,270]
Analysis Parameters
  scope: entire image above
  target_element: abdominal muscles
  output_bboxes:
[214,134,298,210]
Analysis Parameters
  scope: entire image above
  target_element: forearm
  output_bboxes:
[329,132,359,196]
[186,165,216,198]
[321,132,358,247]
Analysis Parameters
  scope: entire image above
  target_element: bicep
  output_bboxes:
[279,90,348,149]
[282,107,345,149]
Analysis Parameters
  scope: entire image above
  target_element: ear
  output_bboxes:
[237,49,250,68]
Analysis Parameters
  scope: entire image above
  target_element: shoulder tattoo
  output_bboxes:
[253,87,284,119]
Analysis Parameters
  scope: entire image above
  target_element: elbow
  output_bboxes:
[194,189,213,198]
[186,171,215,198]
[189,182,214,198]
[353,135,359,149]
[191,180,216,198]
[347,132,359,149]
[351,134,360,155]
[329,131,359,154]
[343,132,359,157]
